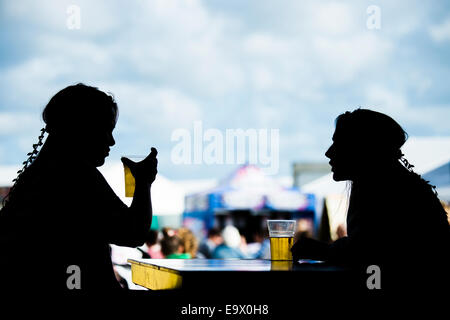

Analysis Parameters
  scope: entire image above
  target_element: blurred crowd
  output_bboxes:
[110,224,273,288]
[137,225,271,260]
[111,216,318,269]
[109,218,331,288]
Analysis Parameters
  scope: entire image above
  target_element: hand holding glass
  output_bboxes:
[122,156,143,197]
[122,148,158,197]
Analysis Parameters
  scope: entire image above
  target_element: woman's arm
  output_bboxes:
[106,148,158,247]
[291,236,331,261]
[124,179,153,246]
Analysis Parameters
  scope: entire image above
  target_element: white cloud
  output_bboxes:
[364,85,450,135]
[407,72,432,96]
[2,0,124,36]
[243,33,292,56]
[308,2,357,36]
[1,0,449,178]
[312,34,392,83]
[0,164,21,185]
[365,85,408,112]
[429,17,450,42]
[104,83,203,129]
[2,0,67,29]
[0,112,39,135]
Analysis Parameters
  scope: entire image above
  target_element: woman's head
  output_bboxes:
[42,83,118,166]
[177,227,198,258]
[325,109,408,181]
[3,84,118,206]
[222,225,241,248]
[161,234,183,257]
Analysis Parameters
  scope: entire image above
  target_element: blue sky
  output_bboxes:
[1,0,450,180]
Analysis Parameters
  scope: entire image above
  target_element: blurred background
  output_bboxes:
[0,0,449,288]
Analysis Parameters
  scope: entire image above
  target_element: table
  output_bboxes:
[127,259,356,292]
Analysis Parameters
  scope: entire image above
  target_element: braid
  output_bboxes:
[399,153,414,172]
[2,127,46,207]
[399,153,438,196]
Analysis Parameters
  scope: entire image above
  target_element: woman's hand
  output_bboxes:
[121,147,158,185]
[291,236,330,262]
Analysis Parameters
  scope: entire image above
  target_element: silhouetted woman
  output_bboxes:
[0,83,157,293]
[292,109,449,290]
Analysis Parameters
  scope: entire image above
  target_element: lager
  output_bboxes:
[270,237,293,261]
[123,164,135,197]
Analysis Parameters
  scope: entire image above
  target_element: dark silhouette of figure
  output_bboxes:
[292,109,449,291]
[0,83,158,294]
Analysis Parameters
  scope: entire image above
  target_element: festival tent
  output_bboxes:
[403,137,450,202]
[183,164,316,237]
[422,160,450,202]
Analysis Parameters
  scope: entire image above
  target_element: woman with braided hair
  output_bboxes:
[0,83,158,293]
[292,109,449,291]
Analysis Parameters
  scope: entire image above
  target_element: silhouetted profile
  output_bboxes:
[292,109,449,291]
[0,83,157,293]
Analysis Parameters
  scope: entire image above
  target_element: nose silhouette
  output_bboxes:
[325,144,333,159]
[109,133,115,147]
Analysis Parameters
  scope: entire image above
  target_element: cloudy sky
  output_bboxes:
[1,0,450,180]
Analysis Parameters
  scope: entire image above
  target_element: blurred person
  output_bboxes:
[162,226,177,238]
[212,225,248,259]
[291,109,449,291]
[0,83,158,293]
[239,233,249,256]
[197,227,223,259]
[177,227,199,258]
[336,224,347,239]
[297,218,314,238]
[160,233,190,259]
[248,229,270,259]
[441,200,450,225]
[143,229,163,259]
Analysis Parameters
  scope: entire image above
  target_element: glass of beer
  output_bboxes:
[267,220,296,261]
[123,156,144,197]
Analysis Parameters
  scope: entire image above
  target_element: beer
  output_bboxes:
[270,237,294,261]
[123,163,135,197]
[270,260,293,271]
[123,156,145,197]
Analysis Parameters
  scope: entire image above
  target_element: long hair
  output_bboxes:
[2,83,118,207]
[177,227,199,258]
[335,109,437,199]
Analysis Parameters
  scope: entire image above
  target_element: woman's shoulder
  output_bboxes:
[363,169,438,211]
[24,156,112,206]
[49,156,107,188]
[397,170,436,198]
[392,170,447,221]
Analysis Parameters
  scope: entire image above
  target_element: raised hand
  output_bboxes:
[121,147,158,185]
